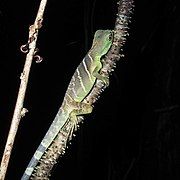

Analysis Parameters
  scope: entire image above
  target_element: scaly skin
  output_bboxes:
[21,30,113,179]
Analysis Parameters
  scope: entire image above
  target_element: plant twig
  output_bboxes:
[0,0,47,179]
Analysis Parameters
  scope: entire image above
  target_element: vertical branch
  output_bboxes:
[0,0,47,179]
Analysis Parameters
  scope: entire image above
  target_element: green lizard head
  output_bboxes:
[91,30,113,57]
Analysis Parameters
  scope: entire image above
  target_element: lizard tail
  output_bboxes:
[21,108,69,180]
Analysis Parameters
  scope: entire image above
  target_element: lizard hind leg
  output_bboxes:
[68,102,93,140]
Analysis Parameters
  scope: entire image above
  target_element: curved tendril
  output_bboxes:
[34,55,43,63]
[20,43,29,53]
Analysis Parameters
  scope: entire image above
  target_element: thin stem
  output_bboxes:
[0,0,47,179]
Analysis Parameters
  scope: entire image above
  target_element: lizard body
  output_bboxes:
[21,30,113,179]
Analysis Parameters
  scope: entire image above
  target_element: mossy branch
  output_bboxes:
[31,0,134,179]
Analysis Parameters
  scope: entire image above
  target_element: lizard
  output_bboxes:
[21,29,113,179]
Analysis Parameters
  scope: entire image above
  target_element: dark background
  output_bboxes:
[0,0,180,179]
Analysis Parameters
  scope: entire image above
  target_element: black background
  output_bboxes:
[0,0,180,179]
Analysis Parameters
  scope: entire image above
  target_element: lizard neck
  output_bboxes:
[88,49,100,63]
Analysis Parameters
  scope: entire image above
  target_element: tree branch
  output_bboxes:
[0,0,47,179]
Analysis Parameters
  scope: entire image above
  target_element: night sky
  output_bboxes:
[0,0,180,179]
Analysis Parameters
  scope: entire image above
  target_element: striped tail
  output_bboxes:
[21,108,69,180]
